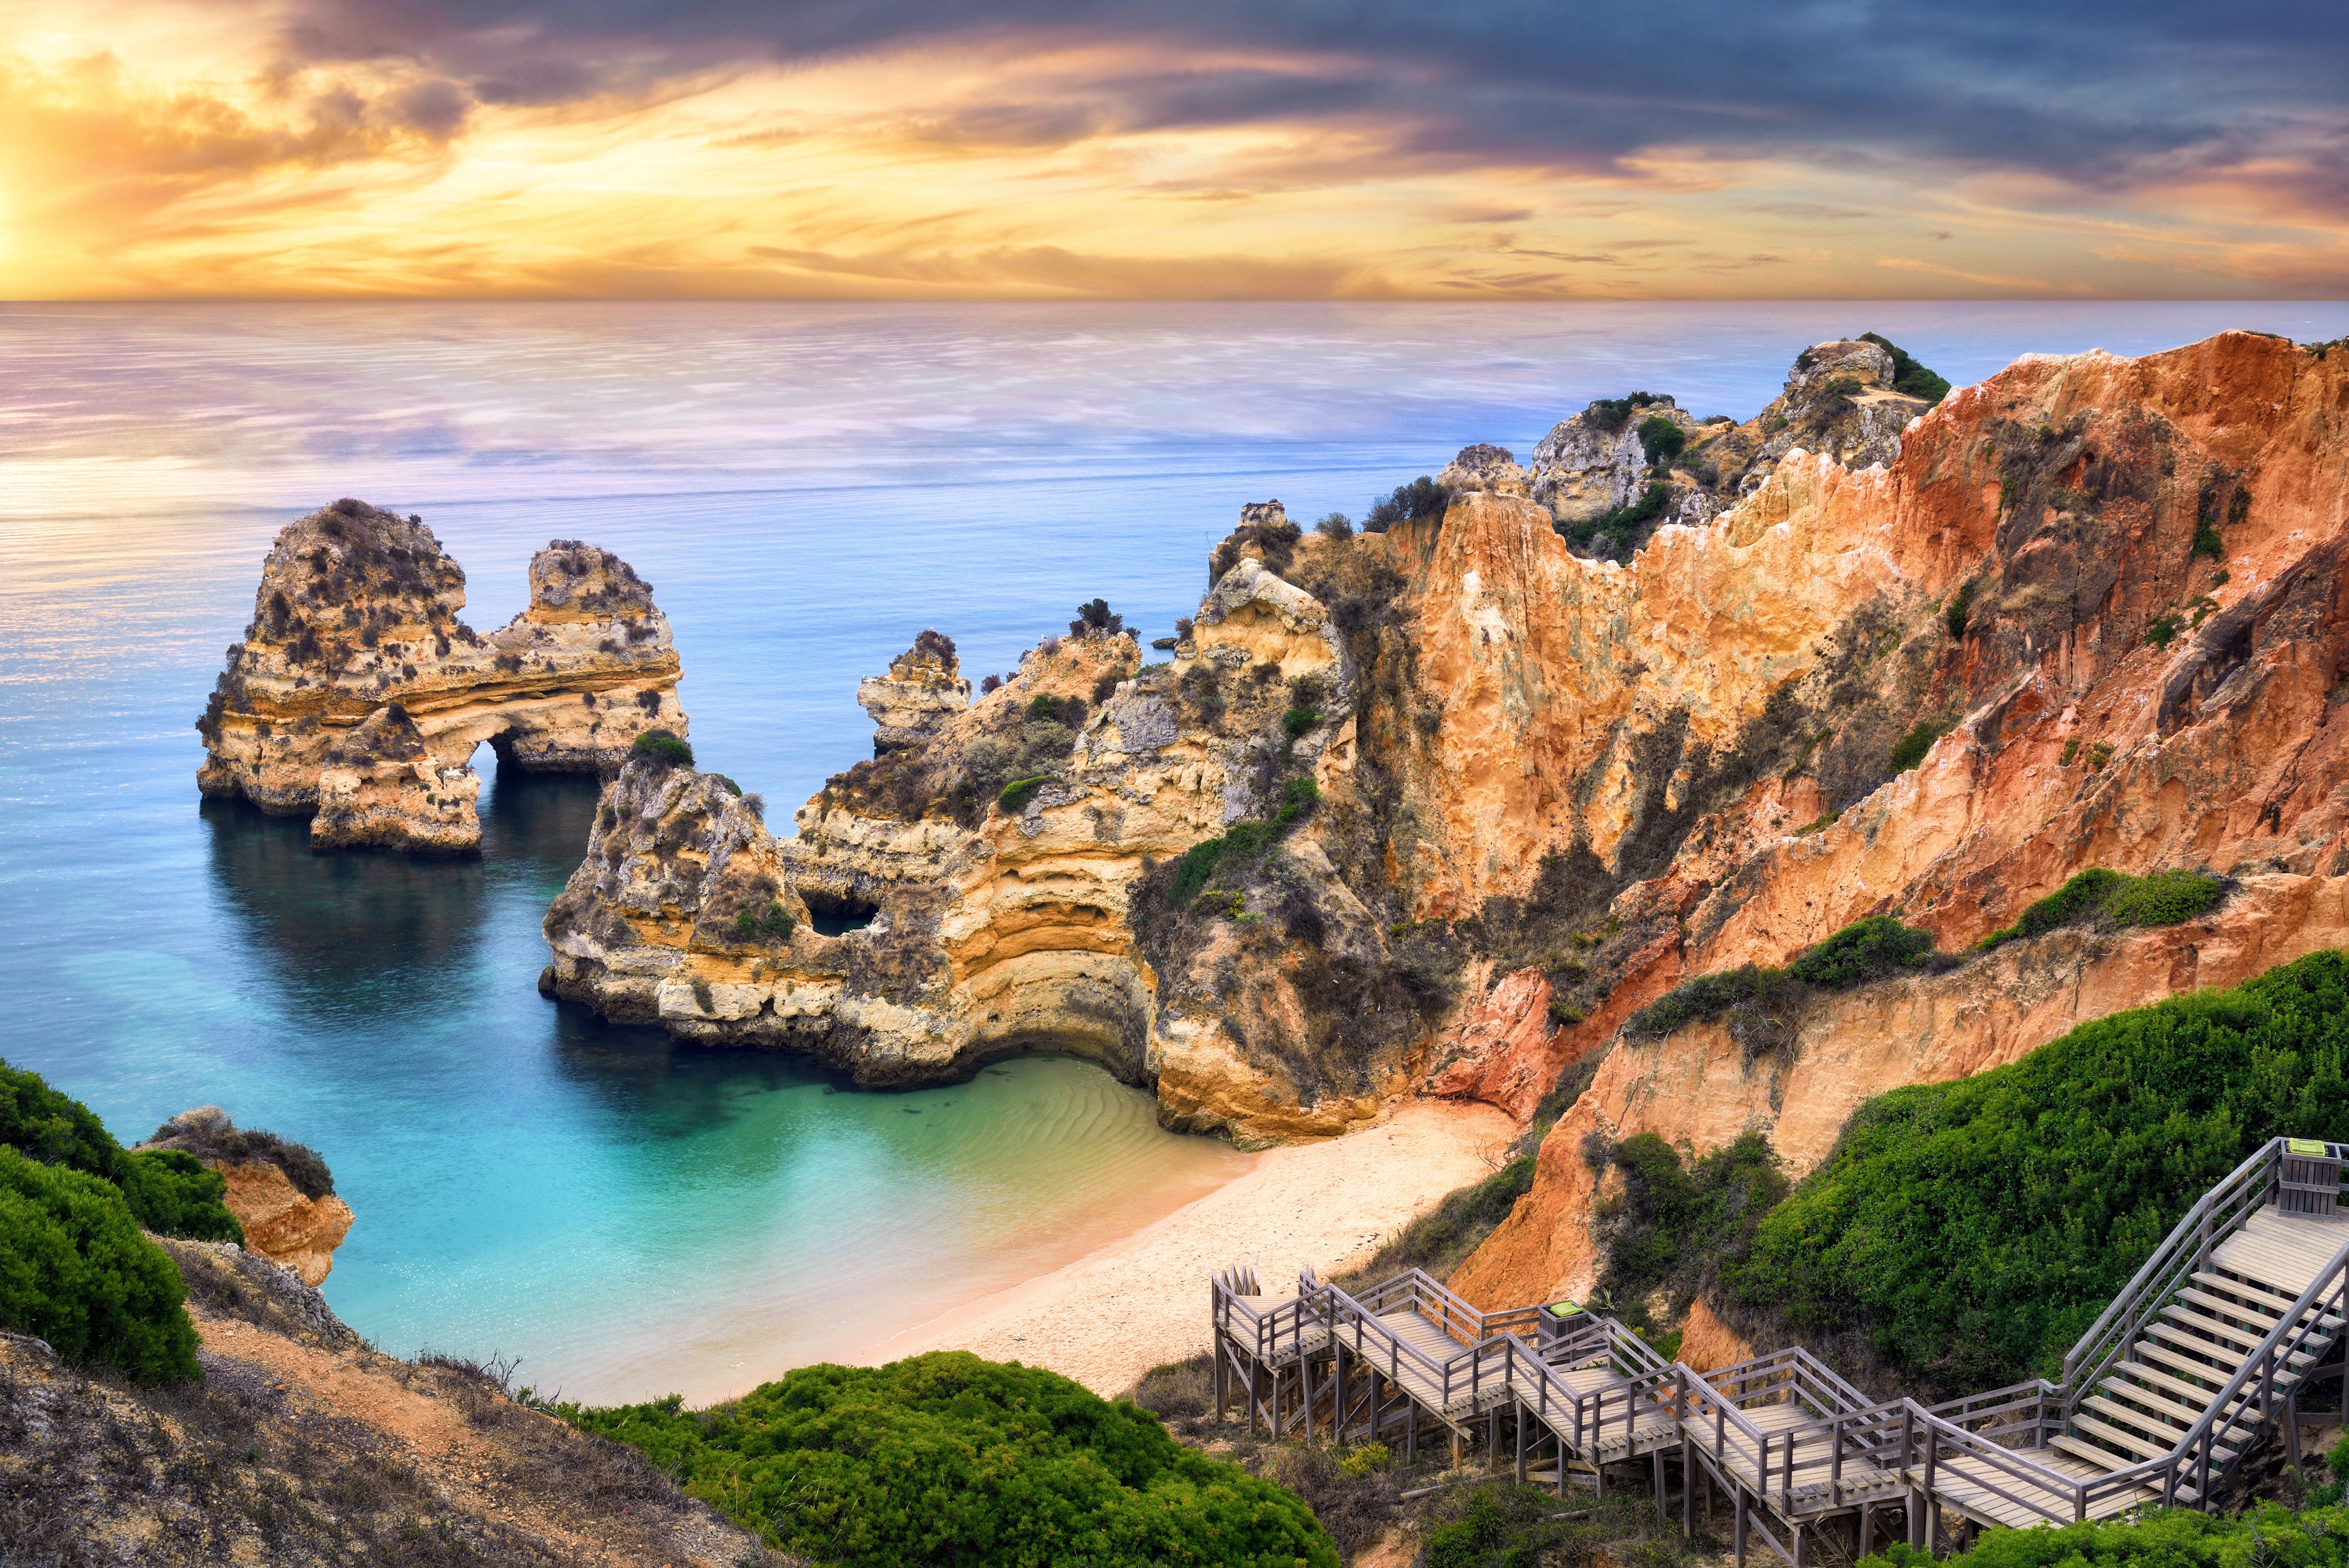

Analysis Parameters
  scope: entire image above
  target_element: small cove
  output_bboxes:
[5,300,2345,1404]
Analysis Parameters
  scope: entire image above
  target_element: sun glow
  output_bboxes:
[0,6,2342,300]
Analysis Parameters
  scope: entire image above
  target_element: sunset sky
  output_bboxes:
[4,1,2343,300]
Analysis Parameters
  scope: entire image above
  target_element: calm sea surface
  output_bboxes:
[4,301,2344,1402]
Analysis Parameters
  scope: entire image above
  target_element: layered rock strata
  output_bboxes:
[1446,328,2349,1305]
[198,502,686,852]
[542,330,2349,1190]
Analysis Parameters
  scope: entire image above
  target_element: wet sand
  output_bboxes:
[860,1098,1518,1395]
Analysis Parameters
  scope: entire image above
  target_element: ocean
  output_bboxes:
[4,299,2344,1402]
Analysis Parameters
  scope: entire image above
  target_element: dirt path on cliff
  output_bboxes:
[189,1307,772,1567]
[861,1098,1516,1394]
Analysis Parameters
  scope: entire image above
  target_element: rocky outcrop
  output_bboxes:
[857,628,970,755]
[198,502,686,853]
[546,512,1436,1146]
[539,330,2349,1185]
[1446,328,2349,1308]
[1529,337,1940,558]
[140,1107,354,1286]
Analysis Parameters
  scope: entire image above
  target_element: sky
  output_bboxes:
[2,0,2344,300]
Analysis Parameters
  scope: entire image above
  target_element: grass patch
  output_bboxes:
[1724,948,2349,1389]
[563,1352,1337,1568]
[1977,867,2222,951]
[1163,780,1320,910]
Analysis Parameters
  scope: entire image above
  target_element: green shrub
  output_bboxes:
[1637,414,1686,465]
[1586,393,1660,432]
[2148,613,2181,650]
[1591,1132,1786,1337]
[1365,476,1450,531]
[997,775,1051,812]
[1628,917,1944,1037]
[1889,721,1951,775]
[1069,597,1123,637]
[629,728,694,768]
[1945,580,1976,638]
[2191,520,2225,561]
[1786,916,1939,988]
[1726,949,2349,1389]
[2106,868,2223,926]
[563,1352,1337,1568]
[1865,1503,2349,1568]
[1276,776,1320,825]
[0,1061,241,1240]
[1977,867,2220,951]
[1858,333,1952,405]
[1163,780,1318,909]
[0,1147,201,1384]
[1283,706,1323,738]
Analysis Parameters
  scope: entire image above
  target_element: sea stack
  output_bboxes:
[196,502,686,853]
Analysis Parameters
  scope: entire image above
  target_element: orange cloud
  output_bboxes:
[0,9,2343,300]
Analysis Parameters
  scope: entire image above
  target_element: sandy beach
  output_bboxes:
[860,1097,1519,1394]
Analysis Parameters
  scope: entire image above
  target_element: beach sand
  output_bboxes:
[860,1097,1519,1395]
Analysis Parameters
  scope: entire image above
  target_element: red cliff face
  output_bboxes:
[1439,331,2349,1308]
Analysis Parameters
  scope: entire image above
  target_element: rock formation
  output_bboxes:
[198,502,686,853]
[140,1107,355,1286]
[1529,335,1940,557]
[541,330,2349,1210]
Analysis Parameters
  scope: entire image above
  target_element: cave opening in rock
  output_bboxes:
[801,887,879,937]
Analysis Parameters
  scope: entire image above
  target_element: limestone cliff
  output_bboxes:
[1447,328,2349,1308]
[198,502,686,852]
[540,329,2349,1186]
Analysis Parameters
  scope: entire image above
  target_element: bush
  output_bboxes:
[1069,598,1123,638]
[1314,512,1355,539]
[629,728,694,768]
[1364,476,1449,532]
[1590,1132,1786,1342]
[144,1106,333,1203]
[1629,917,1944,1038]
[1283,706,1322,738]
[1637,414,1686,465]
[1889,721,1950,775]
[2191,520,2225,560]
[1727,949,2349,1389]
[2148,613,2181,650]
[1858,332,1952,405]
[1557,481,1670,556]
[1586,393,1661,432]
[1786,916,1940,988]
[1977,867,2222,950]
[1,1061,243,1239]
[1945,580,1976,638]
[0,1147,201,1384]
[563,1352,1338,1568]
[997,775,1051,812]
[1866,1503,2349,1568]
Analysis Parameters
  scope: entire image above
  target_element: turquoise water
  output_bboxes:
[4,301,2344,1402]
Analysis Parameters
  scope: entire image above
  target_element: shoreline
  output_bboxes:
[857,1096,1518,1395]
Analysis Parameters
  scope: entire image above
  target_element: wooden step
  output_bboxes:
[2154,1307,2320,1367]
[2110,1358,2225,1408]
[2131,1338,2231,1387]
[2088,1387,2259,1452]
[2095,1379,2207,1432]
[2081,1395,2190,1449]
[2175,1287,2286,1329]
[2163,1304,2277,1355]
[2051,1433,2138,1475]
[2070,1412,2180,1463]
[2192,1270,2341,1321]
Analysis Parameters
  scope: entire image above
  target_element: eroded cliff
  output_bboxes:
[540,331,2349,1186]
[198,500,686,852]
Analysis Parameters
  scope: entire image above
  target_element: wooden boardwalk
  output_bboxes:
[1211,1136,2349,1564]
